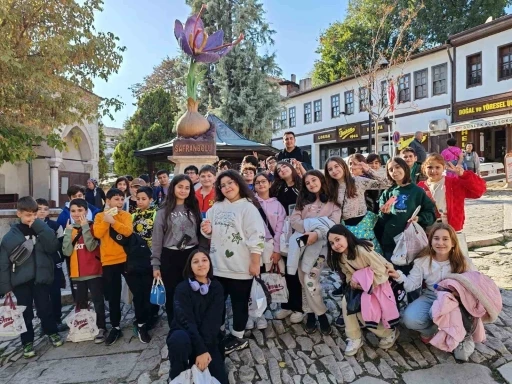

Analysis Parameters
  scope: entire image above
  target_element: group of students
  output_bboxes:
[0,139,490,384]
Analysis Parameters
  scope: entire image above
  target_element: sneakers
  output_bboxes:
[136,324,151,344]
[95,329,106,344]
[105,327,123,346]
[345,338,363,357]
[379,328,400,350]
[318,314,332,336]
[49,333,63,347]
[332,286,344,297]
[290,312,304,324]
[246,317,255,330]
[57,322,69,332]
[256,316,268,330]
[223,334,249,355]
[334,314,345,328]
[23,343,36,359]
[304,313,317,334]
[274,309,292,320]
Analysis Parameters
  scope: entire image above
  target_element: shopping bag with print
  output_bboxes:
[248,277,271,318]
[0,294,26,337]
[260,264,288,304]
[150,277,166,306]
[65,306,99,343]
[192,364,222,384]
[279,218,291,256]
[169,368,193,384]
[391,206,428,266]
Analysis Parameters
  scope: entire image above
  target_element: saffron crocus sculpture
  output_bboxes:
[174,4,244,137]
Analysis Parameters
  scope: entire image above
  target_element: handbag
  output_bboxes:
[0,294,27,337]
[9,239,34,272]
[345,285,362,315]
[248,277,272,318]
[260,264,288,303]
[150,277,166,305]
[65,305,99,343]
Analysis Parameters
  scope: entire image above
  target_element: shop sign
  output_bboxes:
[313,130,336,143]
[361,121,390,135]
[450,116,512,132]
[456,96,512,120]
[337,124,361,142]
[460,129,469,150]
[396,134,428,150]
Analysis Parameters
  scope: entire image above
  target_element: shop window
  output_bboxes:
[304,102,312,124]
[414,68,428,99]
[288,107,296,127]
[432,63,447,95]
[314,99,322,122]
[398,74,410,103]
[467,53,482,87]
[359,87,369,112]
[331,94,340,118]
[498,44,512,81]
[380,80,388,108]
[344,90,354,115]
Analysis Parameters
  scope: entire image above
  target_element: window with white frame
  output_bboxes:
[414,69,428,99]
[313,100,322,122]
[432,63,447,95]
[304,102,312,124]
[398,74,411,103]
[289,107,296,127]
[331,94,340,118]
[344,91,354,115]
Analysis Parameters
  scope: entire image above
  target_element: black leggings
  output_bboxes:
[216,277,252,337]
[281,257,303,313]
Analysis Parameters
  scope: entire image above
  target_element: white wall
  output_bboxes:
[456,30,512,102]
[0,162,29,196]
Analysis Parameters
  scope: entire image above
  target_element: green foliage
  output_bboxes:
[312,0,511,85]
[0,0,125,163]
[98,124,109,181]
[113,88,178,176]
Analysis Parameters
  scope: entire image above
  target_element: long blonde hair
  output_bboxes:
[423,222,468,273]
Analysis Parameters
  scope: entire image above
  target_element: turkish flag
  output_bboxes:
[388,79,396,112]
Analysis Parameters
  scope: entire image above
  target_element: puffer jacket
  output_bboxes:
[0,219,60,294]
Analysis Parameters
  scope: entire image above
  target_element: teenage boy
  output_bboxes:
[153,170,170,206]
[195,165,216,216]
[217,160,231,172]
[36,198,68,332]
[130,186,159,341]
[266,156,277,182]
[400,147,425,184]
[57,185,100,230]
[0,197,64,358]
[241,164,257,191]
[62,198,106,343]
[93,188,134,345]
[184,165,201,191]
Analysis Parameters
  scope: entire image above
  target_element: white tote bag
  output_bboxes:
[169,365,221,384]
[248,278,269,318]
[65,308,99,343]
[260,264,288,303]
[391,206,428,266]
[279,218,291,256]
[0,294,26,337]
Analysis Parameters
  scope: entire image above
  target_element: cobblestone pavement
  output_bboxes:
[2,191,512,383]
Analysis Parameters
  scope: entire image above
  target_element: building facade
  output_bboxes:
[103,126,124,176]
[272,15,512,169]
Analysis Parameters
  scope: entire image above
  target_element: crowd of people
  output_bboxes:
[0,130,498,384]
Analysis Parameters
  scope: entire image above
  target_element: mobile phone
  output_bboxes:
[177,234,192,250]
[296,234,309,248]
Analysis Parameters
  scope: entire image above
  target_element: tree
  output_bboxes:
[98,124,109,181]
[185,0,282,143]
[312,0,510,84]
[113,88,178,176]
[0,0,125,163]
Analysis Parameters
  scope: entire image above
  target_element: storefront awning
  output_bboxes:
[449,114,512,133]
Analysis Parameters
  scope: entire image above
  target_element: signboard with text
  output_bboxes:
[455,95,512,122]
[337,124,361,142]
[361,121,390,136]
[313,130,336,143]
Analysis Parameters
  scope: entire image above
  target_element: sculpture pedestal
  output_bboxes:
[168,155,219,175]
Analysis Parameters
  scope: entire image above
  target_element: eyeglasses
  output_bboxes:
[254,180,268,186]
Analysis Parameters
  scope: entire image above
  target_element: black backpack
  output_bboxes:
[109,227,152,274]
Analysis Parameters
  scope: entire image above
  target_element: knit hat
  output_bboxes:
[87,178,98,187]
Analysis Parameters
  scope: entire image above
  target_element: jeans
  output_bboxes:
[402,290,438,337]
[13,280,58,346]
[167,330,227,384]
[49,263,64,323]
[74,277,106,330]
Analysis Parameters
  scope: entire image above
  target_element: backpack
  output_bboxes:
[109,227,152,274]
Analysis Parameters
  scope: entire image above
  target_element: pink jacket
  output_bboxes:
[257,196,286,253]
[352,268,400,329]
[430,271,502,352]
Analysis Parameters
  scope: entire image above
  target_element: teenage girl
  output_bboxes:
[249,172,287,330]
[269,161,304,324]
[114,177,130,199]
[151,175,203,326]
[201,170,266,355]
[167,250,227,384]
[387,222,475,343]
[418,154,486,256]
[290,170,341,335]
[327,224,400,357]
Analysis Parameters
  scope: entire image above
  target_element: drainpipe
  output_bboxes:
[446,43,455,125]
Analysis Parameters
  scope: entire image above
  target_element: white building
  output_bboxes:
[272,15,512,169]
[103,126,124,175]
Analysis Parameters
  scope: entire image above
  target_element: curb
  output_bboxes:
[467,234,511,249]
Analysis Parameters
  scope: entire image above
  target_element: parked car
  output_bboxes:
[479,158,505,181]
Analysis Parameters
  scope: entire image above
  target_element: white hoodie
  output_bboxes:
[202,198,266,280]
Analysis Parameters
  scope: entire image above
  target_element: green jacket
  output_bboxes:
[410,162,426,184]
[0,219,60,294]
[379,183,436,253]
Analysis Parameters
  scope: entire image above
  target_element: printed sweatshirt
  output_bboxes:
[195,187,215,214]
[93,210,133,266]
[202,198,266,280]
[62,222,101,280]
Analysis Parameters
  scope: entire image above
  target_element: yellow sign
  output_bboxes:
[337,125,360,141]
[397,135,427,150]
[457,98,512,117]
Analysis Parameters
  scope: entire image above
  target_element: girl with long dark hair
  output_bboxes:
[114,177,130,198]
[327,224,400,357]
[200,170,266,355]
[151,174,203,325]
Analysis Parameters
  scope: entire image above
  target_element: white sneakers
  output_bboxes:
[345,338,363,356]
[274,309,304,324]
[246,316,268,330]
[379,328,400,350]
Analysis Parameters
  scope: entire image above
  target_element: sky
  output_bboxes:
[92,0,348,127]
